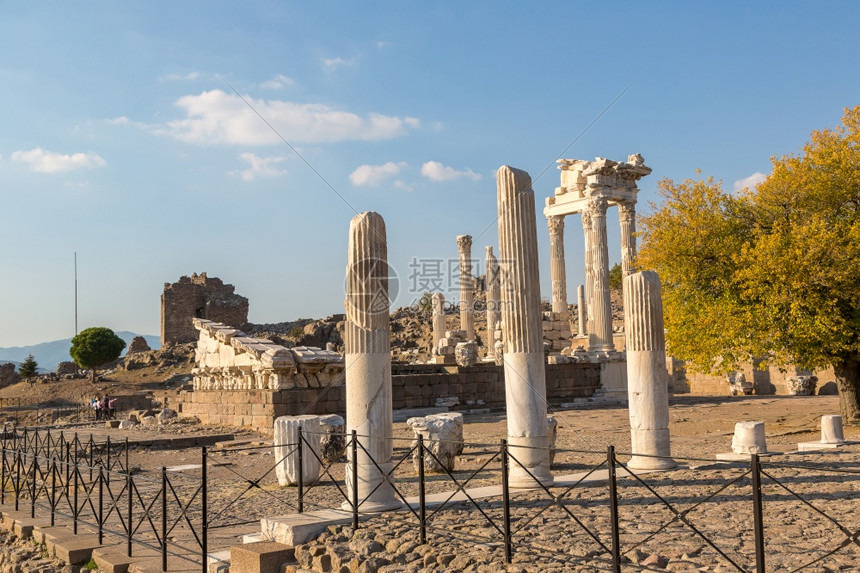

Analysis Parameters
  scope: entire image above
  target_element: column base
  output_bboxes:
[341,461,403,513]
[626,455,677,471]
[507,435,554,489]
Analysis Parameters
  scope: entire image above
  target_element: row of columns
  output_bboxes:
[547,198,637,352]
[342,165,673,511]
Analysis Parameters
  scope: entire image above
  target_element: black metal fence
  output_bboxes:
[2,426,859,572]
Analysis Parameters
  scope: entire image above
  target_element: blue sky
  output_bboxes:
[1,2,859,347]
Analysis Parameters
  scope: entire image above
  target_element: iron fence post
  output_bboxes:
[202,446,208,573]
[418,434,426,545]
[51,456,56,526]
[298,426,304,514]
[351,430,358,530]
[98,467,104,545]
[127,469,133,557]
[125,437,129,475]
[501,439,512,563]
[1,446,6,506]
[73,454,79,534]
[30,452,36,518]
[162,466,168,572]
[751,454,766,572]
[607,445,621,573]
[15,450,21,511]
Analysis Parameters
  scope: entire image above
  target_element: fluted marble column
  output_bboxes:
[343,212,400,511]
[547,216,569,317]
[577,284,586,338]
[497,165,554,488]
[624,270,675,470]
[589,197,614,352]
[581,208,594,349]
[485,246,501,339]
[619,201,637,278]
[431,292,446,354]
[456,235,475,340]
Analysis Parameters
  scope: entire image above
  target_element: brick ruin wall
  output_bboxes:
[165,362,602,433]
[161,273,249,344]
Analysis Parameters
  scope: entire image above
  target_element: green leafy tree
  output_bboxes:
[18,354,38,378]
[70,327,126,383]
[608,263,623,291]
[638,106,860,420]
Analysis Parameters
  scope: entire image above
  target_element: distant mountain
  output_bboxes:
[0,332,161,373]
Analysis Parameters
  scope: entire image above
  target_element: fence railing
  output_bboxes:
[1,427,859,572]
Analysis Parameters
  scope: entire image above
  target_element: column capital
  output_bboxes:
[456,234,473,252]
[619,200,637,223]
[581,208,592,229]
[547,215,565,235]
[587,196,609,218]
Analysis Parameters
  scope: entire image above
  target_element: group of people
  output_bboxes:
[90,396,117,420]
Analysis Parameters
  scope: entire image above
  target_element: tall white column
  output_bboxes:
[619,201,637,278]
[547,216,568,317]
[589,196,614,352]
[485,246,501,339]
[581,209,595,350]
[431,292,446,354]
[456,235,475,340]
[497,165,554,489]
[624,270,675,470]
[343,212,400,511]
[577,284,586,338]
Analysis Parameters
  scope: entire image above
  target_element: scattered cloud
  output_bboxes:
[323,56,359,70]
[106,116,131,126]
[11,147,106,173]
[420,161,481,182]
[349,161,407,186]
[393,180,413,192]
[159,71,201,82]
[733,171,768,193]
[230,152,287,181]
[259,74,294,90]
[154,90,418,144]
[376,41,391,50]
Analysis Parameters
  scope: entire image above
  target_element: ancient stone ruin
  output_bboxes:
[161,272,249,344]
[191,318,343,391]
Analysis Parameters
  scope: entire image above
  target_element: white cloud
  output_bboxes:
[376,41,391,50]
[393,180,413,192]
[230,152,287,182]
[11,147,106,173]
[349,161,407,186]
[259,74,294,90]
[420,161,481,182]
[732,172,768,192]
[159,71,201,82]
[323,56,358,70]
[155,90,417,144]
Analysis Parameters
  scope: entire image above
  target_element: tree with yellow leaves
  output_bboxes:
[638,106,860,420]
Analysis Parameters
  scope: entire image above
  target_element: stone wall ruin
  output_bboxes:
[161,273,249,344]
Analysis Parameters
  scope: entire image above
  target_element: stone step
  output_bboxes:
[231,541,295,573]
[48,534,111,565]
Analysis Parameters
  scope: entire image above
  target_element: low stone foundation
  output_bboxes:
[169,362,602,433]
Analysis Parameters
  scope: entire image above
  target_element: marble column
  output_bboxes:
[343,212,400,512]
[619,201,637,277]
[497,165,554,488]
[576,284,586,338]
[581,208,594,350]
[547,216,568,317]
[485,246,501,340]
[456,235,475,340]
[624,270,675,470]
[431,292,445,354]
[589,196,614,352]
